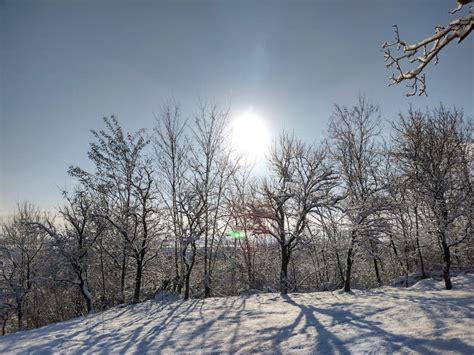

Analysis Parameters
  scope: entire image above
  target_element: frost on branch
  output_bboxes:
[382,2,473,96]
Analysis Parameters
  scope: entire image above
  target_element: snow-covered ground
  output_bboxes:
[2,274,474,354]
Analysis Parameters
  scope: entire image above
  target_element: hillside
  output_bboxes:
[1,274,474,354]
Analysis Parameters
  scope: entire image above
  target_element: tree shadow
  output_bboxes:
[309,301,472,354]
[4,291,473,354]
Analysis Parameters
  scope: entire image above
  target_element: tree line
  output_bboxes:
[1,98,472,334]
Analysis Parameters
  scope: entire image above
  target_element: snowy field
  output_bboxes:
[1,274,474,354]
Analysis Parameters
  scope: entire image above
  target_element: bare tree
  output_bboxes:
[153,104,189,294]
[249,133,339,294]
[0,304,14,335]
[189,105,237,298]
[33,189,103,314]
[228,166,259,290]
[0,203,45,330]
[314,208,348,289]
[129,162,162,304]
[382,2,473,96]
[392,105,472,289]
[178,185,206,300]
[70,116,160,304]
[384,148,429,284]
[329,97,388,292]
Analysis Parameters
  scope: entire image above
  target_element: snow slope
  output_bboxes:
[2,274,474,354]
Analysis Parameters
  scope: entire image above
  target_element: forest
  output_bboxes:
[1,98,472,335]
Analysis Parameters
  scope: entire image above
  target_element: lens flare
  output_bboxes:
[227,230,246,239]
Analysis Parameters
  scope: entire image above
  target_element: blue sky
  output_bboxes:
[0,0,472,217]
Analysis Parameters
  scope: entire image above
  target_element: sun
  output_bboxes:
[230,110,270,163]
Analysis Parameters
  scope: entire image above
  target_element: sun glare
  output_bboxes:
[230,110,270,163]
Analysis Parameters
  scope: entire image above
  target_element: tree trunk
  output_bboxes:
[133,258,143,304]
[183,243,196,301]
[414,205,428,279]
[335,249,345,285]
[280,245,291,294]
[439,200,452,290]
[291,258,297,292]
[370,240,382,286]
[244,239,255,290]
[441,239,453,290]
[389,233,405,280]
[246,251,255,290]
[99,247,106,309]
[173,235,182,294]
[204,272,211,298]
[344,231,356,292]
[79,278,94,314]
[321,249,330,283]
[404,242,409,287]
[204,233,211,298]
[120,251,127,304]
[203,183,211,299]
[247,268,255,290]
[373,256,382,286]
[175,239,184,295]
[184,270,191,300]
[314,249,323,288]
[1,316,8,335]
[16,298,23,331]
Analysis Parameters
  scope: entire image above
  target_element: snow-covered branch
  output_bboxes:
[382,5,473,96]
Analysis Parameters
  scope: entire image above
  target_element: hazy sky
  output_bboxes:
[1,0,472,217]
